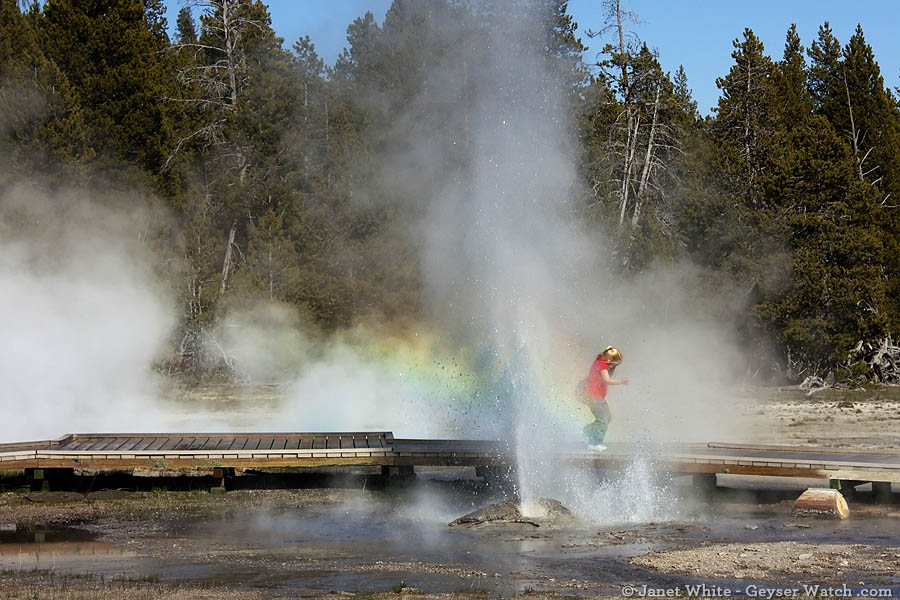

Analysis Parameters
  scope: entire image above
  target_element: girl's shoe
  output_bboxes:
[588,444,607,452]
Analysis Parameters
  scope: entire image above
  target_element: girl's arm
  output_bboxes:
[600,369,630,386]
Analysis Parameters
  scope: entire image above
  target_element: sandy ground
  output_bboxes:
[633,540,900,582]
[3,385,900,598]
[741,385,900,449]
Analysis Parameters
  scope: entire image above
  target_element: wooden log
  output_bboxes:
[793,488,850,519]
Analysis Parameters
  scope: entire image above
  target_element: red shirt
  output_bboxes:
[586,356,610,399]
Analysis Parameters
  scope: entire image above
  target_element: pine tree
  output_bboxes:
[235,207,301,302]
[175,6,196,43]
[0,0,93,176]
[756,126,896,372]
[770,24,812,128]
[712,28,774,206]
[807,22,844,123]
[40,0,175,177]
[839,25,900,197]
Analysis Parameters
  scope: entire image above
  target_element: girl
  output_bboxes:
[582,346,629,451]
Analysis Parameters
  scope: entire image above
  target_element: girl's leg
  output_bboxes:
[583,401,612,445]
[583,419,605,445]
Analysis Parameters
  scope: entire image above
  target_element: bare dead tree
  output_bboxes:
[841,67,880,186]
[587,0,642,229]
[631,83,660,228]
[166,0,271,296]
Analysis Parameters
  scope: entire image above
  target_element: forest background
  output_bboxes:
[2,0,900,385]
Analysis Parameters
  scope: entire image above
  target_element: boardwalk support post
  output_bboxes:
[25,468,74,492]
[476,464,516,495]
[691,473,718,501]
[872,481,893,503]
[24,468,46,492]
[381,465,415,486]
[209,467,233,494]
[830,479,863,498]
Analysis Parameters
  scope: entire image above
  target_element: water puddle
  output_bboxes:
[0,524,96,544]
[0,525,137,571]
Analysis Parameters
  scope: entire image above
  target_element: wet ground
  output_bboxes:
[2,474,900,599]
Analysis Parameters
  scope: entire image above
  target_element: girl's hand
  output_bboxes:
[620,377,630,385]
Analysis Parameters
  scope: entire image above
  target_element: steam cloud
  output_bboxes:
[0,182,176,442]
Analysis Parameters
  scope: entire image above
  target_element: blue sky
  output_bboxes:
[164,1,900,115]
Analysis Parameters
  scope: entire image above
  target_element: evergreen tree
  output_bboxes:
[235,207,301,302]
[757,125,896,372]
[0,0,93,176]
[41,0,175,177]
[839,25,900,197]
[807,22,844,122]
[770,24,812,128]
[175,6,196,43]
[673,65,699,124]
[712,28,774,206]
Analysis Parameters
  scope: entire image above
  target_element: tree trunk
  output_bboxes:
[632,84,661,228]
[842,68,866,182]
[303,80,309,185]
[614,0,635,229]
[223,0,239,110]
[618,111,640,226]
[268,248,274,301]
[220,221,237,295]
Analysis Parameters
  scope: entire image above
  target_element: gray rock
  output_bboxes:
[449,498,574,528]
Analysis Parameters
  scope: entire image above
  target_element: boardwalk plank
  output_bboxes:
[100,438,130,451]
[145,437,168,451]
[133,438,156,451]
[81,438,109,451]
[174,437,196,451]
[160,437,183,451]
[121,437,144,451]
[215,437,234,451]
[72,439,100,451]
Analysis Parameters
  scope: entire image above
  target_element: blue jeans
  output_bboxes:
[583,399,611,445]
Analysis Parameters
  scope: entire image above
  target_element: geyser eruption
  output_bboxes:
[405,2,749,520]
[416,2,613,509]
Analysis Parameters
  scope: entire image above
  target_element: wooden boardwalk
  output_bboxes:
[0,433,394,469]
[2,433,900,486]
